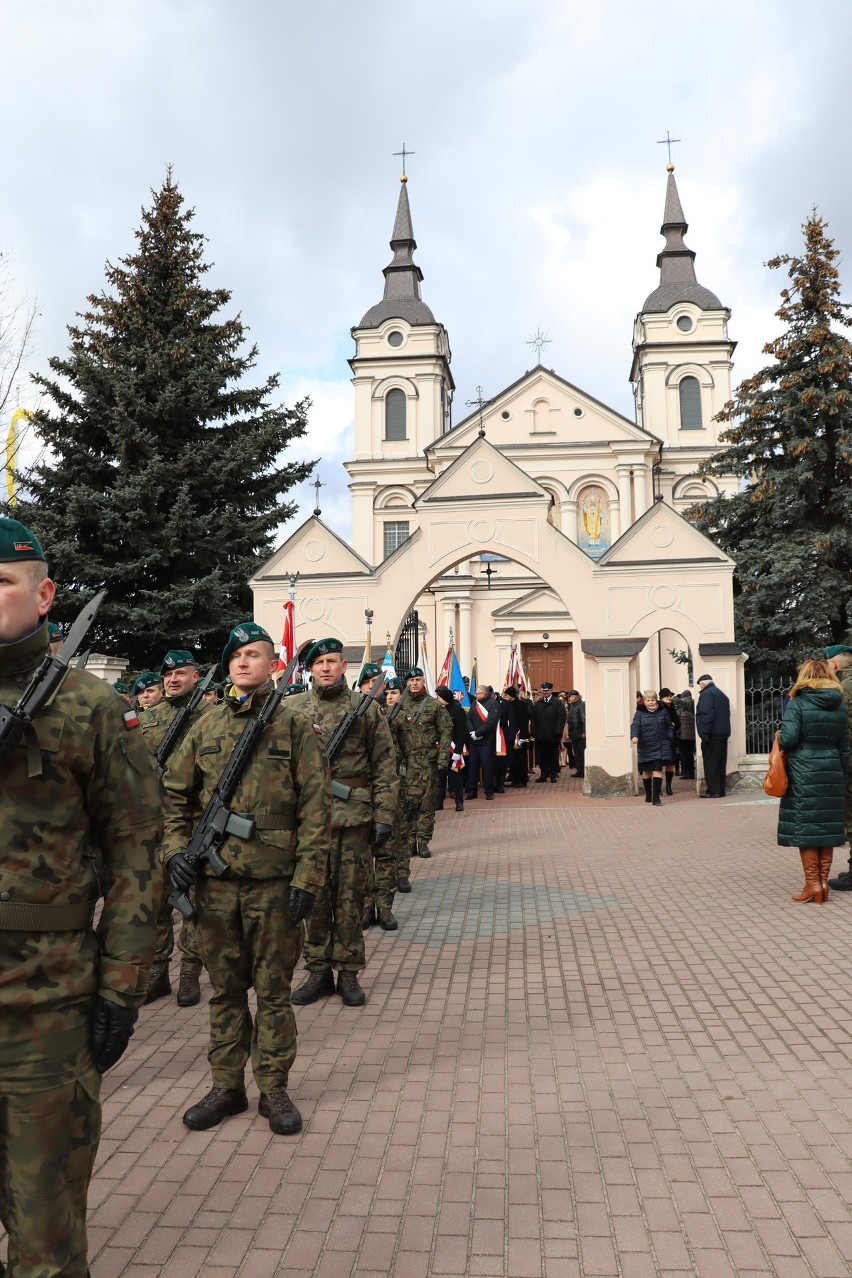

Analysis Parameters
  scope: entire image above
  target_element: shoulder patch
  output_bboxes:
[123,708,140,730]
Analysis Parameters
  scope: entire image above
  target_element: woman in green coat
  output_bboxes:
[778,658,851,903]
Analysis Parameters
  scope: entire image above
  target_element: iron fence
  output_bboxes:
[395,609,419,675]
[745,677,792,755]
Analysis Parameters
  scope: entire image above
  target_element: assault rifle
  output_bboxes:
[327,672,386,800]
[0,590,106,764]
[155,664,217,773]
[167,655,299,920]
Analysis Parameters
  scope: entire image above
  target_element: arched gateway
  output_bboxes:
[250,166,747,795]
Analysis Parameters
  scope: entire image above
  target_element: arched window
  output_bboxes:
[385,389,407,441]
[679,376,702,430]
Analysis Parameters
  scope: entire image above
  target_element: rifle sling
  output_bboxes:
[0,900,94,931]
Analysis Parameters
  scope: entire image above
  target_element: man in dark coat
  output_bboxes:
[466,685,501,799]
[695,673,731,798]
[531,682,566,783]
[566,690,586,778]
[503,686,530,787]
[824,644,852,890]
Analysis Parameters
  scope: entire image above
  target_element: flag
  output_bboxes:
[437,643,453,688]
[504,645,531,697]
[421,649,436,697]
[469,658,478,699]
[275,599,295,674]
[381,642,396,680]
[443,647,469,709]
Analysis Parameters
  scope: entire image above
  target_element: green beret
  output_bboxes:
[358,662,381,686]
[385,677,404,691]
[134,671,163,693]
[284,683,308,697]
[161,648,197,675]
[0,517,46,564]
[404,666,424,679]
[825,644,852,659]
[221,622,274,670]
[113,681,132,695]
[47,621,63,642]
[304,637,344,669]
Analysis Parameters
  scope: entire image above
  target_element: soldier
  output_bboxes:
[364,675,407,928]
[47,618,63,654]
[0,517,161,1277]
[112,680,134,705]
[134,670,164,710]
[140,649,210,1008]
[357,661,381,694]
[163,622,331,1135]
[292,638,397,1008]
[399,665,452,858]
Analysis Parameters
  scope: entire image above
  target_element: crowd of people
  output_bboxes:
[2,504,851,1276]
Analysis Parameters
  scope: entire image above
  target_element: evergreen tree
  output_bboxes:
[19,170,313,667]
[691,212,852,678]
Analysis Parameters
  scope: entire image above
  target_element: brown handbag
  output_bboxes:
[763,731,788,797]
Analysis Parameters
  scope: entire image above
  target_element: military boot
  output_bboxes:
[337,971,366,1006]
[378,907,398,930]
[177,969,201,1007]
[291,970,335,1006]
[258,1090,303,1135]
[418,840,432,859]
[144,968,171,1005]
[183,1087,248,1130]
[397,875,411,893]
[362,901,377,929]
[828,857,852,891]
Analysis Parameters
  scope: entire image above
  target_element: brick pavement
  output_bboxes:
[15,774,852,1276]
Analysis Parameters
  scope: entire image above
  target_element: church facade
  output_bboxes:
[251,166,747,795]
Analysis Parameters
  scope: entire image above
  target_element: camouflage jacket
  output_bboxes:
[839,668,852,755]
[397,691,452,798]
[162,684,332,890]
[309,680,398,829]
[140,689,210,760]
[0,627,162,1069]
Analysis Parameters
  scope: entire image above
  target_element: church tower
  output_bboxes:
[630,166,735,459]
[346,176,454,560]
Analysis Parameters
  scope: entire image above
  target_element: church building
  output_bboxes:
[251,165,747,795]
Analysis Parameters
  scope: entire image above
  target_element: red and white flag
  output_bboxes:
[276,599,295,672]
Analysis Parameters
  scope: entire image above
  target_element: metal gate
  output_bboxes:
[745,677,792,755]
[395,609,419,675]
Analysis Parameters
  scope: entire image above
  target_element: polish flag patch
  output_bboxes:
[123,708,140,730]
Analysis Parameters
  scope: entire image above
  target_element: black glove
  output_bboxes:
[288,887,315,925]
[90,996,138,1074]
[404,799,420,821]
[168,853,195,894]
[371,822,393,847]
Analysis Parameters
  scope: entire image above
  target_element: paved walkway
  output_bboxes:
[55,778,852,1274]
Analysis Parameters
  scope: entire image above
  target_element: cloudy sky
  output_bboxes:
[3,0,850,541]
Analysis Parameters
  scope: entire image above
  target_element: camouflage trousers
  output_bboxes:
[195,876,301,1094]
[303,825,369,974]
[364,832,398,913]
[415,768,439,843]
[0,1049,100,1278]
[152,864,203,976]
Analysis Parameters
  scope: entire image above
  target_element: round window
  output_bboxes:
[573,407,584,418]
[676,315,693,332]
[388,330,404,347]
[501,410,511,421]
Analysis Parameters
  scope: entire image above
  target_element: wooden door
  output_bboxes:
[522,643,573,692]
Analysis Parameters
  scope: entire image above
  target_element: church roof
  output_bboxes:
[358,178,436,328]
[642,167,724,313]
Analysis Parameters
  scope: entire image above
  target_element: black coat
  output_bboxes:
[442,700,469,770]
[468,694,501,742]
[777,681,850,847]
[630,706,675,766]
[696,683,731,739]
[531,695,566,744]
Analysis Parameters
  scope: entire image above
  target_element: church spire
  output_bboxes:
[642,166,723,313]
[359,177,436,328]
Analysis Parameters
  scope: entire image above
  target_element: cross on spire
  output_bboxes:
[657,131,681,165]
[465,385,493,438]
[312,475,324,516]
[526,327,551,363]
[393,143,415,177]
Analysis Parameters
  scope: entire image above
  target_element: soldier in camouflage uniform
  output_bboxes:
[163,623,331,1135]
[0,518,161,1278]
[292,638,398,1008]
[134,670,163,711]
[140,650,210,1008]
[364,674,406,928]
[399,665,452,860]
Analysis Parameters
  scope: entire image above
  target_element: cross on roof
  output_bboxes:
[312,475,324,516]
[526,328,551,363]
[465,385,493,438]
[657,131,681,165]
[393,143,415,177]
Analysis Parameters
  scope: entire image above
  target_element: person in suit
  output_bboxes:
[531,683,566,783]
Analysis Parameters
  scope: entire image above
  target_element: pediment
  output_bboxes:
[492,587,572,620]
[430,365,657,453]
[598,501,734,568]
[416,436,549,508]
[250,516,373,585]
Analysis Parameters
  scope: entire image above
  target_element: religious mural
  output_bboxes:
[577,485,610,558]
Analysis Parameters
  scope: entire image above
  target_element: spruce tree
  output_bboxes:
[19,170,313,667]
[691,212,852,678]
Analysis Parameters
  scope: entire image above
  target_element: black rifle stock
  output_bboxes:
[0,591,106,764]
[167,655,298,919]
[155,665,217,773]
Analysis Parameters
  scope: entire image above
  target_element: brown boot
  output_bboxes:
[177,969,201,1007]
[144,969,171,1005]
[291,970,335,1005]
[818,849,833,902]
[377,907,398,931]
[337,971,366,1007]
[791,849,824,903]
